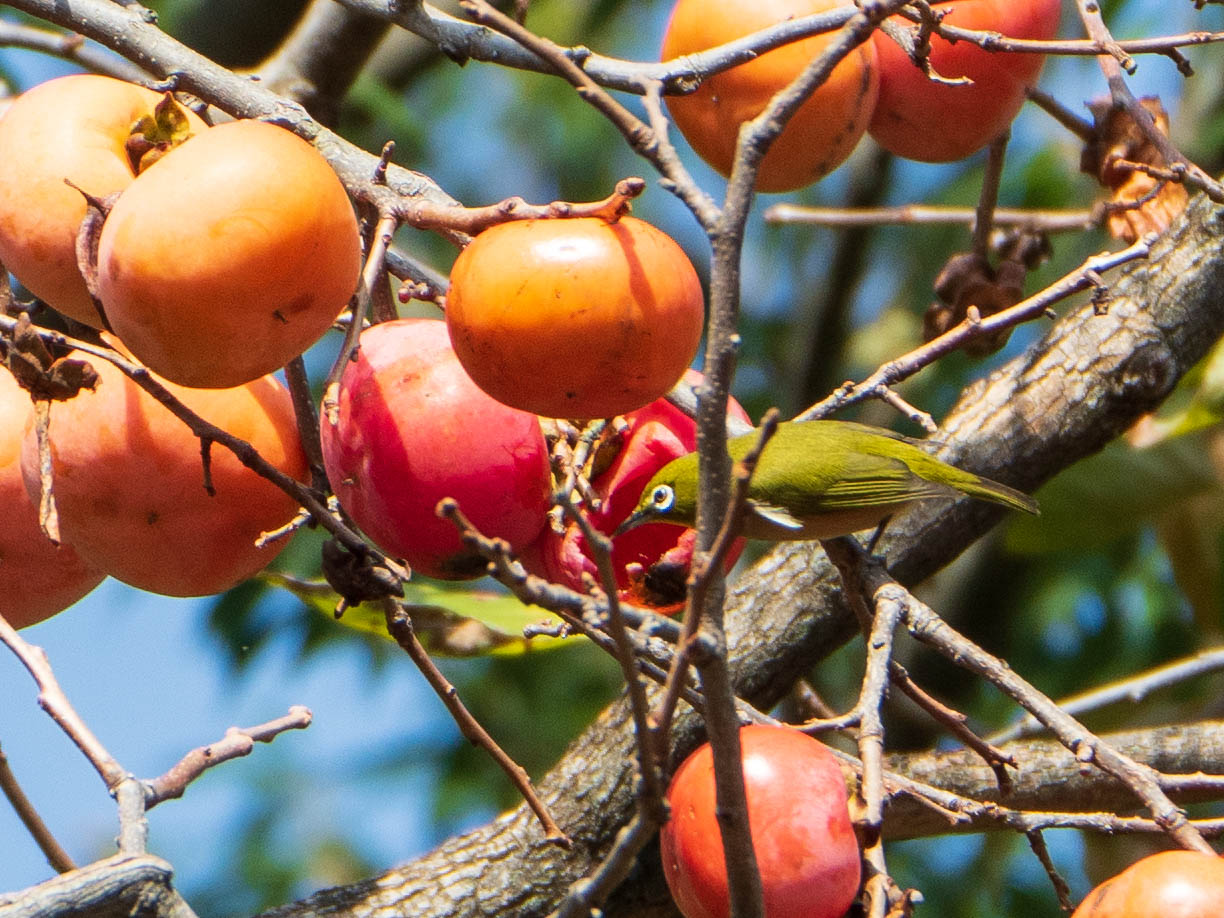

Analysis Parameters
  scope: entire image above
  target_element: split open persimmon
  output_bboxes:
[0,368,105,628]
[868,0,1062,162]
[97,118,361,388]
[445,215,704,420]
[660,0,879,193]
[0,74,209,327]
[20,355,308,597]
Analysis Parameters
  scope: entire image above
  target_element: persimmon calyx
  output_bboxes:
[2,313,100,402]
[126,91,197,173]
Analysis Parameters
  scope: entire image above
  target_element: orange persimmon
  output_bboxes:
[660,0,878,192]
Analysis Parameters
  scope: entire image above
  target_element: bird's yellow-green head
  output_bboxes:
[614,455,701,536]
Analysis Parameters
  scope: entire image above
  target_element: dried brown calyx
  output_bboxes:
[1082,96,1189,244]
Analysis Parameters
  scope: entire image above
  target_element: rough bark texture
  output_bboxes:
[249,200,1224,917]
[0,856,197,918]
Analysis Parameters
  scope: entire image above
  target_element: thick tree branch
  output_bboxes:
[0,855,197,918]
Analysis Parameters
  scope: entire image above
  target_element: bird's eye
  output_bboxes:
[650,485,675,513]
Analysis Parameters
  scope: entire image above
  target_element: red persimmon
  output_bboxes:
[661,724,861,918]
[320,318,553,581]
[868,0,1062,163]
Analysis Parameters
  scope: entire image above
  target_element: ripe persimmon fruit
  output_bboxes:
[97,118,361,388]
[0,368,104,628]
[445,215,704,420]
[20,355,308,597]
[868,0,1062,162]
[0,74,209,327]
[1071,850,1224,918]
[320,318,552,580]
[661,724,861,918]
[660,0,879,193]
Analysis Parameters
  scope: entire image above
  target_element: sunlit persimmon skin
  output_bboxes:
[0,74,209,327]
[661,725,862,918]
[97,119,361,388]
[661,0,878,193]
[320,318,552,581]
[19,357,307,598]
[0,370,105,628]
[868,0,1062,163]
[446,216,705,421]
[1071,850,1224,918]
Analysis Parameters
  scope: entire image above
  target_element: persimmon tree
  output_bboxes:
[3,2,1224,918]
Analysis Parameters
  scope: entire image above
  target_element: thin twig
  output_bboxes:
[144,707,313,807]
[0,737,77,873]
[990,647,1224,744]
[651,411,780,753]
[798,234,1155,421]
[556,496,664,813]
[972,132,1010,261]
[322,209,397,426]
[1075,0,1224,203]
[455,0,719,229]
[765,202,1097,232]
[0,614,127,790]
[824,539,1215,855]
[382,597,570,845]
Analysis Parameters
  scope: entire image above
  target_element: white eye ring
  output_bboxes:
[650,485,675,513]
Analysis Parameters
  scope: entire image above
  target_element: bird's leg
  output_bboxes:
[864,516,892,556]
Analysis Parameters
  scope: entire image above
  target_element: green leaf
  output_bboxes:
[259,572,575,657]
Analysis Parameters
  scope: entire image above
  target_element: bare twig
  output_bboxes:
[990,647,1224,744]
[322,208,397,426]
[144,707,313,807]
[824,539,1215,855]
[798,234,1155,421]
[766,202,1098,233]
[972,132,1010,261]
[0,737,76,873]
[382,598,569,845]
[556,496,664,813]
[0,615,126,790]
[1075,0,1224,203]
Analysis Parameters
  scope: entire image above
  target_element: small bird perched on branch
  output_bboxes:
[616,420,1038,542]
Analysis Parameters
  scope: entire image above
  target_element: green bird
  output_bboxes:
[616,420,1038,541]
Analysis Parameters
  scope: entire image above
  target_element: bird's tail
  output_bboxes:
[960,472,1039,515]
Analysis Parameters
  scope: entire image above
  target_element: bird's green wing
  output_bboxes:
[759,452,954,515]
[736,423,955,516]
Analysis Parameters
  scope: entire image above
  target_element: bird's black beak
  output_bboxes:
[613,508,650,538]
